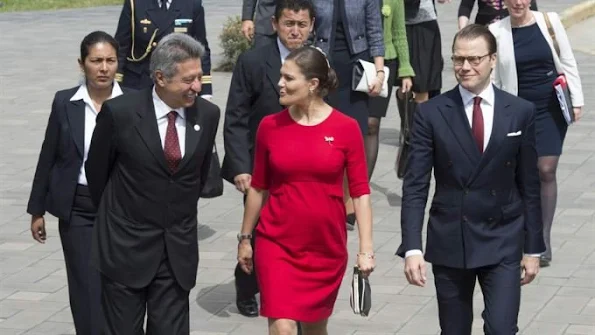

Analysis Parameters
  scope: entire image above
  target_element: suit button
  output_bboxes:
[169,179,174,184]
[505,161,512,167]
[464,189,469,195]
[462,216,468,222]
[488,217,494,222]
[491,190,496,196]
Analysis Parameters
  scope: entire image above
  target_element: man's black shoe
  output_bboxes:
[236,296,259,317]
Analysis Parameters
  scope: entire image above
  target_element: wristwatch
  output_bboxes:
[237,233,252,242]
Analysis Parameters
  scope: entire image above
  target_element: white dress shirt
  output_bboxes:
[405,84,540,258]
[152,87,186,158]
[70,82,123,186]
[459,84,495,152]
[277,37,291,64]
[157,0,172,9]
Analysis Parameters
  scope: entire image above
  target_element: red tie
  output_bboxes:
[164,111,182,172]
[472,96,484,154]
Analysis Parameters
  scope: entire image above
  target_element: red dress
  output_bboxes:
[250,109,370,322]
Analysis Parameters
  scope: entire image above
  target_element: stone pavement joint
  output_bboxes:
[0,1,594,334]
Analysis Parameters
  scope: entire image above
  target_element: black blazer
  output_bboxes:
[26,86,130,221]
[396,86,545,268]
[221,41,284,183]
[85,88,220,291]
[114,0,212,94]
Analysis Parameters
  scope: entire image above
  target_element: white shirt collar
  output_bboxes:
[70,81,123,104]
[277,37,291,64]
[152,86,185,120]
[458,84,495,107]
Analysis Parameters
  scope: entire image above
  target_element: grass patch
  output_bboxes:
[0,0,123,12]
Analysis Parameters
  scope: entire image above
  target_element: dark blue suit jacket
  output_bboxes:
[396,86,546,269]
[27,86,131,221]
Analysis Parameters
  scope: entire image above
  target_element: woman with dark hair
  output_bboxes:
[237,46,375,334]
[26,31,126,335]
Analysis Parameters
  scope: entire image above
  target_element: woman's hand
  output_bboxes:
[237,241,253,274]
[573,107,583,122]
[368,72,385,97]
[400,77,413,93]
[356,252,376,278]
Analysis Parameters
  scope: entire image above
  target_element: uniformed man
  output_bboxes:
[114,0,213,98]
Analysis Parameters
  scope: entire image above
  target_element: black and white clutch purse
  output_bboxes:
[349,266,371,316]
[352,59,390,98]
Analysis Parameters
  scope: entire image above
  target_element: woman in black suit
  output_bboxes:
[26,31,124,335]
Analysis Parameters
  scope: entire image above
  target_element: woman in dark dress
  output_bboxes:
[490,1,584,267]
[26,31,124,334]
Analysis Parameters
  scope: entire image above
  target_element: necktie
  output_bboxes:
[472,96,484,154]
[164,111,182,172]
[161,0,168,10]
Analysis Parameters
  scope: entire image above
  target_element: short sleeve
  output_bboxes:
[250,117,271,190]
[345,120,370,197]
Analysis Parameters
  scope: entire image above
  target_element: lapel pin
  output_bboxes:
[324,136,334,145]
[194,124,200,131]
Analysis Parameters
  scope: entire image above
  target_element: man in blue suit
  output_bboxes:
[397,24,545,334]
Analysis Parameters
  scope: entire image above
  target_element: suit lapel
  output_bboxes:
[265,43,282,96]
[65,100,85,157]
[468,88,513,183]
[438,88,481,166]
[177,101,204,171]
[135,89,170,173]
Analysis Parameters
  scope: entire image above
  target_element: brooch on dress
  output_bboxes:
[324,136,334,146]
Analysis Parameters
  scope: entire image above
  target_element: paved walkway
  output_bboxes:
[0,1,593,334]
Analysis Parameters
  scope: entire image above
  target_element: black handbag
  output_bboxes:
[200,143,224,198]
[396,91,417,179]
[350,266,372,317]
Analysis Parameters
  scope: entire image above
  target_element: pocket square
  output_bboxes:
[507,131,522,137]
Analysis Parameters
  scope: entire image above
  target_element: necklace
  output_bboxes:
[511,15,535,28]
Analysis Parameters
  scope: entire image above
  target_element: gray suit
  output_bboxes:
[242,0,277,47]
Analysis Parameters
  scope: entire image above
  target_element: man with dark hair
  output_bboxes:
[397,24,544,334]
[222,0,315,319]
[86,33,220,334]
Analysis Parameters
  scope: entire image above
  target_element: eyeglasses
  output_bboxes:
[451,54,492,66]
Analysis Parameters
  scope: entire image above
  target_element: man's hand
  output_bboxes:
[237,240,253,274]
[404,254,427,287]
[241,20,255,41]
[234,173,252,193]
[520,255,540,285]
[31,215,46,243]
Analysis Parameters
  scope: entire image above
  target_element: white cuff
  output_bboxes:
[405,249,423,258]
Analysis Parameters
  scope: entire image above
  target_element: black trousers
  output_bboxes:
[433,261,521,335]
[101,257,190,335]
[59,184,102,335]
[235,194,259,299]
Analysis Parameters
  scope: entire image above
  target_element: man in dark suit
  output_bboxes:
[241,0,277,47]
[222,0,315,318]
[114,0,213,98]
[397,24,545,334]
[86,33,220,334]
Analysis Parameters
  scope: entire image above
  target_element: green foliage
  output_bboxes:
[215,15,251,72]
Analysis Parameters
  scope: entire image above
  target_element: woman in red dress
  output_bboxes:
[237,46,376,335]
